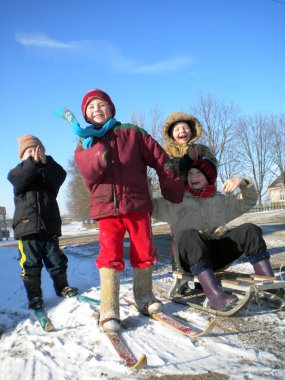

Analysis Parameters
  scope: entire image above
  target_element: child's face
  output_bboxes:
[171,122,192,144]
[21,146,38,161]
[85,98,113,126]
[187,168,209,190]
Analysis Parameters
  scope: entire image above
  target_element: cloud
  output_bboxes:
[15,32,80,49]
[81,40,135,71]
[86,41,194,74]
[131,57,194,74]
[15,32,194,74]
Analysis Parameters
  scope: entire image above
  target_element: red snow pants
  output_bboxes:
[96,211,157,271]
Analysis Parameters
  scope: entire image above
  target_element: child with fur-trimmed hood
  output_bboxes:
[163,112,218,269]
[163,112,218,179]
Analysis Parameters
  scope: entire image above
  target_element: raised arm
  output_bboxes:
[223,178,258,221]
[141,132,185,204]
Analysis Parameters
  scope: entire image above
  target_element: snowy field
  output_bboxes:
[0,218,285,380]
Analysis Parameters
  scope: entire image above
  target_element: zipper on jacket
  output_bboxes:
[37,191,45,231]
[113,185,118,213]
[107,132,119,215]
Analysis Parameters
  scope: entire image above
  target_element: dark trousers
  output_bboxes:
[19,233,68,278]
[178,223,268,274]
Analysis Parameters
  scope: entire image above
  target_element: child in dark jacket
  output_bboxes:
[57,89,185,332]
[8,134,77,310]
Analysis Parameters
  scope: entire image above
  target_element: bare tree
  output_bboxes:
[270,113,285,181]
[130,112,146,131]
[131,106,164,197]
[190,93,241,182]
[66,158,90,222]
[218,147,245,183]
[131,106,164,144]
[237,114,275,205]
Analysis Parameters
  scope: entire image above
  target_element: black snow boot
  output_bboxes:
[23,276,43,309]
[52,272,78,297]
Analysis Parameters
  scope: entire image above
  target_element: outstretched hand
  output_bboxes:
[55,107,80,127]
[221,177,247,194]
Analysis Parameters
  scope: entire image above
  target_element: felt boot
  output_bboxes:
[99,268,120,332]
[23,275,43,309]
[52,272,78,297]
[196,268,238,310]
[133,266,163,315]
[171,255,179,272]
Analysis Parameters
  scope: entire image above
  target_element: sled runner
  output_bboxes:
[168,263,285,316]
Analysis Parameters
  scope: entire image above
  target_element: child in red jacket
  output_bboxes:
[57,89,184,332]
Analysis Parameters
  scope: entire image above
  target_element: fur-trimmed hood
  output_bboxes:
[163,112,202,145]
[162,112,202,159]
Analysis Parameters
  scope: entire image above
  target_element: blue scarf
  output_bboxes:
[55,107,117,149]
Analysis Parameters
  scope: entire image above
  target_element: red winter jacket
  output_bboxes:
[75,123,184,220]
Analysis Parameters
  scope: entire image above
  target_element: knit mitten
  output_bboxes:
[55,107,81,129]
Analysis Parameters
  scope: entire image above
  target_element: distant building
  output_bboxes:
[268,173,285,203]
[0,206,9,241]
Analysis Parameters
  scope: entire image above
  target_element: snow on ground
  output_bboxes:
[61,221,99,237]
[0,221,284,379]
[0,222,97,246]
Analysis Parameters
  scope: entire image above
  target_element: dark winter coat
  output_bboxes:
[7,156,66,239]
[74,123,185,220]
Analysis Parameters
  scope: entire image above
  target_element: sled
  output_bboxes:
[167,263,285,315]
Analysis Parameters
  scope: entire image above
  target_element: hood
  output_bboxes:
[162,112,202,145]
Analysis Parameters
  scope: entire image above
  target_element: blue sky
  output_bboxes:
[1,0,285,218]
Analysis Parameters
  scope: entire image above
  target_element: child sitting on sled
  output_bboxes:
[162,112,218,272]
[152,158,277,311]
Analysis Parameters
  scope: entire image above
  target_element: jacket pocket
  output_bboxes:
[90,184,113,202]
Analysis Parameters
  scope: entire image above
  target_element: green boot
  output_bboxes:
[99,268,120,332]
[133,266,163,315]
